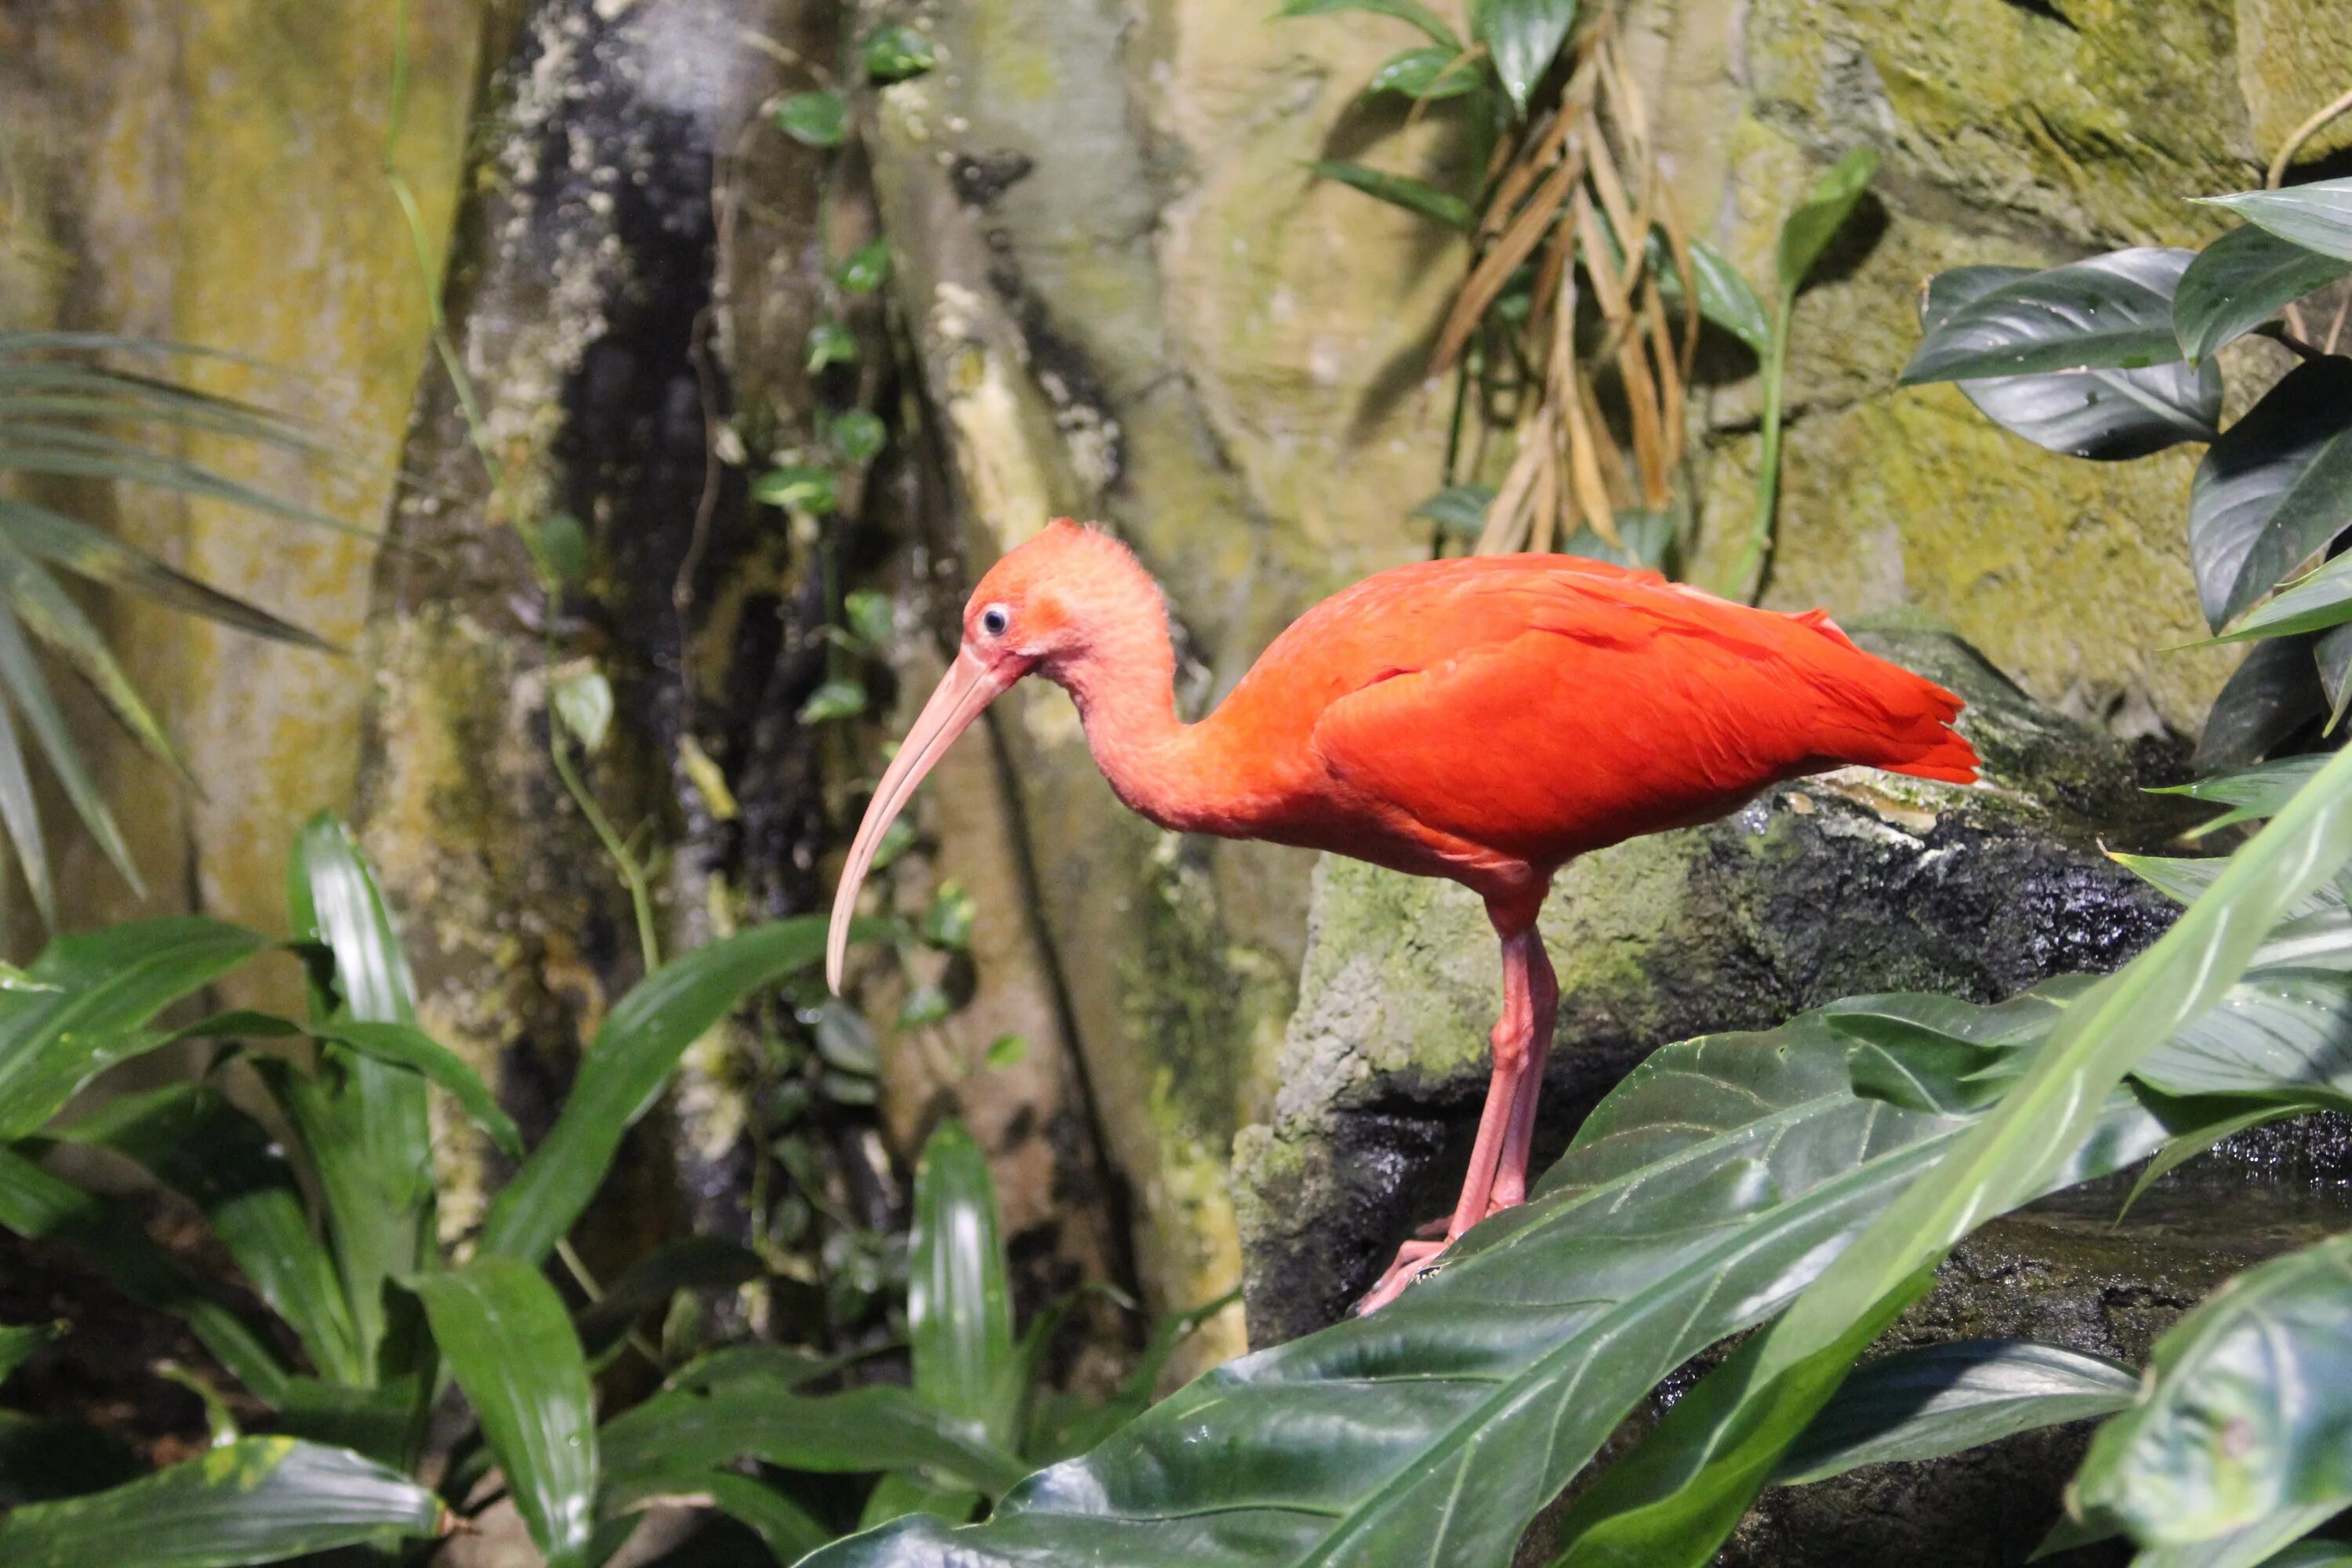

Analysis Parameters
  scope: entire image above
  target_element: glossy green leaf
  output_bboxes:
[1271,0,1462,50]
[1538,731,2352,1568]
[574,1236,763,1358]
[479,917,833,1265]
[290,812,418,1026]
[1687,238,1769,354]
[1308,160,1474,230]
[1474,0,1577,112]
[411,1258,597,1568]
[1365,45,1483,99]
[314,1018,522,1160]
[57,1083,365,1383]
[0,915,267,1138]
[599,1379,1027,1498]
[1410,484,1494,537]
[775,92,848,148]
[2077,1231,2352,1545]
[839,240,893,295]
[862,26,938,83]
[1916,264,2219,461]
[0,1436,442,1567]
[0,1148,289,1404]
[2200,178,2352,262]
[2195,634,2322,785]
[909,1120,1016,1447]
[1903,249,2201,383]
[270,1376,423,1468]
[802,994,2167,1568]
[808,320,859,373]
[1772,1340,2137,1485]
[2190,359,2352,631]
[2133,969,2352,1109]
[1774,146,1878,299]
[831,408,888,465]
[0,1318,60,1385]
[2218,552,2352,643]
[601,1464,833,1565]
[2153,756,2329,838]
[2174,225,2352,361]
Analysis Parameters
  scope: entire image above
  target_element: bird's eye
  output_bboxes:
[980,605,1010,637]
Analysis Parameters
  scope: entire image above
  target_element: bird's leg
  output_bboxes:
[1356,927,1545,1313]
[1486,936,1558,1212]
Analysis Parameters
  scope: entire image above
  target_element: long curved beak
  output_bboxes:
[826,649,1022,993]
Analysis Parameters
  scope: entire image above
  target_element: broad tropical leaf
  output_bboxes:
[479,917,833,1265]
[801,999,2168,1568]
[1771,1340,2137,1485]
[1774,147,1878,299]
[1475,0,1577,113]
[410,1258,597,1568]
[2154,757,2332,838]
[2074,1231,2352,1547]
[1903,250,2200,383]
[1686,238,1769,354]
[0,916,267,1138]
[1534,734,2352,1568]
[0,1436,442,1567]
[909,1120,1017,1445]
[2200,178,2352,262]
[2173,225,2352,361]
[2189,359,2352,630]
[2218,552,2352,643]
[601,1464,832,1565]
[313,1018,521,1160]
[1915,265,2218,460]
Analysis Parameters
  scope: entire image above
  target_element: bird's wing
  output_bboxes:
[1305,564,1970,866]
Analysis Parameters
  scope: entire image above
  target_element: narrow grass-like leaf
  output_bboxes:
[1775,147,1878,299]
[411,1258,597,1568]
[1307,161,1474,230]
[2200,179,2352,262]
[0,1148,289,1405]
[601,1465,833,1565]
[600,1380,1027,1499]
[0,694,51,926]
[2217,552,2352,643]
[1772,1341,2137,1485]
[479,917,835,1265]
[574,1237,762,1358]
[2154,756,2330,837]
[1365,45,1483,99]
[0,532,189,783]
[1271,0,1461,49]
[0,499,330,650]
[313,1018,520,1160]
[0,1436,442,1567]
[2174,225,2352,361]
[2191,360,2352,630]
[0,1318,60,1385]
[0,916,266,1138]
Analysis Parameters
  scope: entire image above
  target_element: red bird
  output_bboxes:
[827,521,1976,1312]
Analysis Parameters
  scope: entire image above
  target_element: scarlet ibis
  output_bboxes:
[827,521,1976,1312]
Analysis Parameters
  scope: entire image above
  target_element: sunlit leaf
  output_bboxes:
[840,240,894,295]
[2174,224,2352,361]
[551,664,615,753]
[800,679,869,724]
[862,26,938,83]
[1474,0,1578,114]
[1902,250,2201,383]
[1774,146,1878,299]
[2199,178,2352,262]
[775,92,848,147]
[2217,551,2352,643]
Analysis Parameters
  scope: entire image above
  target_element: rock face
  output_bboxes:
[1235,626,2199,1344]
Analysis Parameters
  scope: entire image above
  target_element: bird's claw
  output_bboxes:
[1353,1236,1451,1315]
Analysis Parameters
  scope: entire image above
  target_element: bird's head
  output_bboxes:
[826,519,1157,991]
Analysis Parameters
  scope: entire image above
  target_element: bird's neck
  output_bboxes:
[1047,601,1230,834]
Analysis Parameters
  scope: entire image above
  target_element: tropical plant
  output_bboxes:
[1280,0,1873,588]
[0,334,340,923]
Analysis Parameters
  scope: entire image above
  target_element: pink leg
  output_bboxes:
[1488,938,1558,1211]
[1356,926,1552,1313]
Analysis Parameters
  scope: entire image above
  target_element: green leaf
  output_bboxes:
[0,1319,60,1386]
[831,408,888,465]
[57,1083,366,1384]
[551,665,614,753]
[2132,968,2352,1109]
[0,1148,290,1405]
[1365,45,1483,100]
[799,678,869,724]
[0,915,267,1138]
[1308,160,1475,230]
[525,511,589,586]
[920,881,976,950]
[2199,178,2352,262]
[1410,484,1494,538]
[479,918,836,1265]
[775,92,848,148]
[1687,238,1770,354]
[410,1258,597,1568]
[2217,551,2352,643]
[814,1001,881,1076]
[839,240,894,295]
[2152,756,2329,838]
[601,1464,833,1564]
[270,1376,423,1467]
[1771,1340,2138,1485]
[984,1033,1027,1071]
[1541,728,2352,1568]
[1474,0,1578,113]
[0,1436,443,1567]
[0,693,53,925]
[1902,249,2202,383]
[1917,264,2223,462]
[600,1380,1027,1499]
[753,463,838,515]
[314,1018,522,1160]
[1271,0,1463,50]
[0,498,332,652]
[1774,146,1878,299]
[2116,1104,2295,1221]
[0,530,191,784]
[2174,224,2352,361]
[2075,1231,2352,1546]
[2189,359,2352,631]
[2194,637,2327,776]
[909,1120,1017,1449]
[862,26,938,83]
[808,320,860,373]
[844,588,895,649]
[800,995,2167,1568]
[573,1236,763,1358]
[0,599,140,896]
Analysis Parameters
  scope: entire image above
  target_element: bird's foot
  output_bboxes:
[1352,1236,1450,1315]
